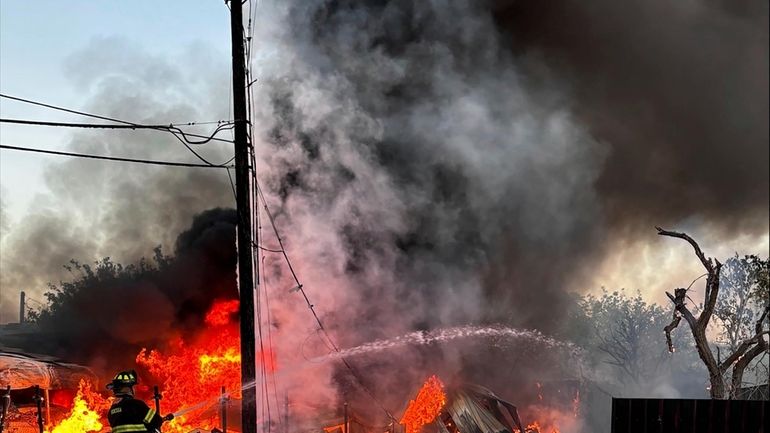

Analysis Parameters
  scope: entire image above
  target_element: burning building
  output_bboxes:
[400,376,580,433]
[437,385,525,433]
[0,349,99,433]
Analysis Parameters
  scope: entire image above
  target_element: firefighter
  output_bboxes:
[106,370,173,433]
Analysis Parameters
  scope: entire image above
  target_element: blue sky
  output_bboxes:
[0,0,232,218]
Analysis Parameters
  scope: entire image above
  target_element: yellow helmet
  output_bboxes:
[107,370,138,390]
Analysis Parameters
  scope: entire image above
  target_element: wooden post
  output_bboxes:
[1,386,12,433]
[44,389,50,429]
[33,386,43,433]
[284,394,289,433]
[221,386,228,433]
[343,402,348,433]
[229,1,258,433]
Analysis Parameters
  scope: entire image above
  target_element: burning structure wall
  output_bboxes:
[437,385,524,433]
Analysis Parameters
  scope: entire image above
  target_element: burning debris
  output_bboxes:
[45,380,108,433]
[400,377,579,433]
[400,376,446,433]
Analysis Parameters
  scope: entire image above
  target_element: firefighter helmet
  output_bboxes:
[107,370,138,390]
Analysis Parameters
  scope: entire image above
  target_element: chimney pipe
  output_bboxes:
[19,291,25,324]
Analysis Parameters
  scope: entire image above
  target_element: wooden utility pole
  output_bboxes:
[229,1,258,433]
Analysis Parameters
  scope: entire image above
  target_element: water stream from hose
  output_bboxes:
[170,325,581,417]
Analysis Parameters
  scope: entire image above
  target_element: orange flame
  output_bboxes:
[204,299,239,326]
[136,299,245,433]
[521,421,560,433]
[42,299,278,433]
[400,376,447,433]
[46,380,109,433]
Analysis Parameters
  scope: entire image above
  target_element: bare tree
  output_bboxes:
[657,227,769,399]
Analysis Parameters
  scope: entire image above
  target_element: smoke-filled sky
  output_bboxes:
[0,0,768,426]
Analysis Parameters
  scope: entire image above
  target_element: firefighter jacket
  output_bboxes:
[108,396,164,433]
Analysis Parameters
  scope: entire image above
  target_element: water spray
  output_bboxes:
[168,325,583,418]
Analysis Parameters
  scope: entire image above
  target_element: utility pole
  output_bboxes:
[229,2,257,433]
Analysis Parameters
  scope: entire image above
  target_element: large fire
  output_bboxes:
[41,301,578,433]
[399,376,447,433]
[136,298,245,433]
[43,299,258,433]
[46,380,110,433]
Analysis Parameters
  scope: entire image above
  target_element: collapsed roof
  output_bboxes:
[0,350,97,390]
[437,385,524,433]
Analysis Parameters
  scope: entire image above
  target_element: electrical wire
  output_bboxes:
[0,118,233,129]
[0,144,233,169]
[226,167,238,201]
[254,181,397,422]
[1,117,236,166]
[254,243,283,253]
[0,93,234,144]
[0,118,171,129]
[259,229,284,433]
[1,93,236,167]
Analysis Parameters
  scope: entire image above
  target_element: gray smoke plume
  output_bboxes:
[0,36,235,323]
[247,0,604,423]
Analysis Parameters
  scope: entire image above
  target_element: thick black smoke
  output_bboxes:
[12,208,238,377]
[492,0,769,233]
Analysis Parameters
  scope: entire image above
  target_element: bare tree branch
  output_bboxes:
[658,227,725,398]
[656,227,713,272]
[657,227,723,327]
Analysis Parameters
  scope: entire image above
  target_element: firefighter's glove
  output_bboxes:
[163,414,175,422]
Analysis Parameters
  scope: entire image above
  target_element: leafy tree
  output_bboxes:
[28,247,169,326]
[23,248,172,366]
[564,289,702,395]
[715,255,768,347]
[712,254,769,397]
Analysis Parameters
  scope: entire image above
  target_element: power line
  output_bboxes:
[0,144,234,169]
[0,93,234,144]
[1,94,237,166]
[0,118,171,129]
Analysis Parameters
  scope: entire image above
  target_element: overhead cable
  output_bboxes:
[0,144,234,169]
[0,93,234,144]
[0,118,171,129]
[1,94,235,166]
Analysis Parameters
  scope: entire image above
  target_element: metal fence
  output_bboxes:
[611,398,767,433]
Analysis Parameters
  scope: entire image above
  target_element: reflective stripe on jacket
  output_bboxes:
[108,396,163,433]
